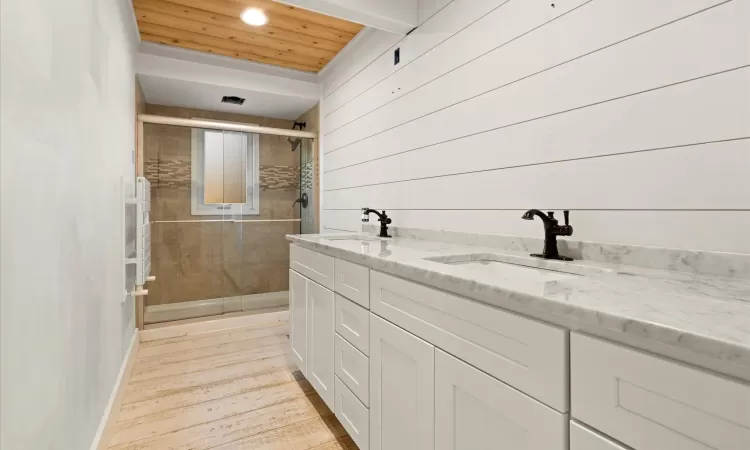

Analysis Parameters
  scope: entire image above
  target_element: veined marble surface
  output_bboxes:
[363,225,750,279]
[287,231,750,381]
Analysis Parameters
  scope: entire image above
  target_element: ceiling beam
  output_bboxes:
[136,49,320,99]
[273,0,418,34]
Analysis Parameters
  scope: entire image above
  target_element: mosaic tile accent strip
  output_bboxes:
[261,165,299,191]
[145,158,191,189]
[301,161,314,190]
[146,160,299,191]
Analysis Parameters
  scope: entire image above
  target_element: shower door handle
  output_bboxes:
[293,193,308,209]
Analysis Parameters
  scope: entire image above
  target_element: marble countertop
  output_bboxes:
[287,232,750,380]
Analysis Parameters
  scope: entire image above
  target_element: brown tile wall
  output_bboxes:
[143,104,302,307]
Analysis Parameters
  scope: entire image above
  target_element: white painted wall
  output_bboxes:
[0,0,139,447]
[318,0,750,253]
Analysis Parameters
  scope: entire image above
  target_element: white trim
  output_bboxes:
[139,310,289,342]
[89,330,140,450]
[274,0,417,34]
[139,114,318,139]
[318,28,379,81]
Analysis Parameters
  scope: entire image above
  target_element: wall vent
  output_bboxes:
[221,95,246,105]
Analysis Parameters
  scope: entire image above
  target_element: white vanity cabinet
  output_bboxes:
[370,314,435,450]
[289,270,336,410]
[570,422,630,450]
[289,269,308,375]
[435,349,567,450]
[306,279,336,409]
[289,247,337,410]
[289,243,748,450]
[571,333,750,450]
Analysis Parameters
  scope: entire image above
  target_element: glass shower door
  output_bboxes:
[298,137,315,234]
[143,122,306,325]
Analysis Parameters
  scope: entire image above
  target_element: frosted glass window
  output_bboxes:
[191,128,259,216]
[203,131,247,204]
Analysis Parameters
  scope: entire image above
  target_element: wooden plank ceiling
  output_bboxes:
[133,0,364,72]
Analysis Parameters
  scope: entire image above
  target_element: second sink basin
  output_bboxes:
[424,252,613,279]
[323,234,385,242]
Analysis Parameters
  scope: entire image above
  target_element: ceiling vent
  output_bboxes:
[221,95,246,105]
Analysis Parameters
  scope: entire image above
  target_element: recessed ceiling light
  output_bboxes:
[241,8,268,26]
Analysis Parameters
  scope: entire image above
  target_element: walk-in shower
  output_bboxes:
[134,113,316,328]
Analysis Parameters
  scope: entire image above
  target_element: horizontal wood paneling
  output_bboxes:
[228,0,365,34]
[135,0,347,51]
[136,9,337,59]
[160,0,358,43]
[324,68,750,190]
[327,0,736,151]
[325,0,745,162]
[322,0,514,119]
[324,140,750,210]
[323,0,585,133]
[321,30,403,102]
[134,0,363,72]
[321,210,750,254]
[319,0,750,254]
[138,25,324,71]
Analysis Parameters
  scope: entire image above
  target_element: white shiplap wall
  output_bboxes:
[319,0,750,253]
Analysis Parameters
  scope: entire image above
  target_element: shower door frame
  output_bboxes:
[134,114,319,330]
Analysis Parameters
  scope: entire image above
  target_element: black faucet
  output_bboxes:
[361,208,392,238]
[521,209,574,260]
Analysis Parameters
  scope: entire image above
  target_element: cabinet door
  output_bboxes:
[435,349,567,450]
[370,314,434,450]
[570,422,629,450]
[572,333,750,450]
[306,279,336,409]
[289,269,307,375]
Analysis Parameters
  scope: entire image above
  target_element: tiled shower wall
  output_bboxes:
[143,104,302,307]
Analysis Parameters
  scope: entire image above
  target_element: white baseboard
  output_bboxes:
[89,329,140,450]
[139,309,289,342]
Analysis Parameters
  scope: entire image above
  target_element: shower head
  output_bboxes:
[288,121,306,152]
[288,137,302,152]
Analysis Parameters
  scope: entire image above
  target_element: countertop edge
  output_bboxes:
[287,235,750,382]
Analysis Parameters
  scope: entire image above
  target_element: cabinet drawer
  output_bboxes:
[290,244,334,289]
[335,376,370,450]
[572,333,750,450]
[335,333,369,406]
[370,270,568,412]
[435,349,567,450]
[335,258,370,308]
[570,422,629,450]
[335,294,370,355]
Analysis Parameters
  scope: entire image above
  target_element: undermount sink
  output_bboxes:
[424,252,613,279]
[323,235,385,242]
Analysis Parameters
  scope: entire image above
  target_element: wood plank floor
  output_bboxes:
[109,319,357,450]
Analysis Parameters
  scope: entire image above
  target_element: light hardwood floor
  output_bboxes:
[108,319,357,449]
